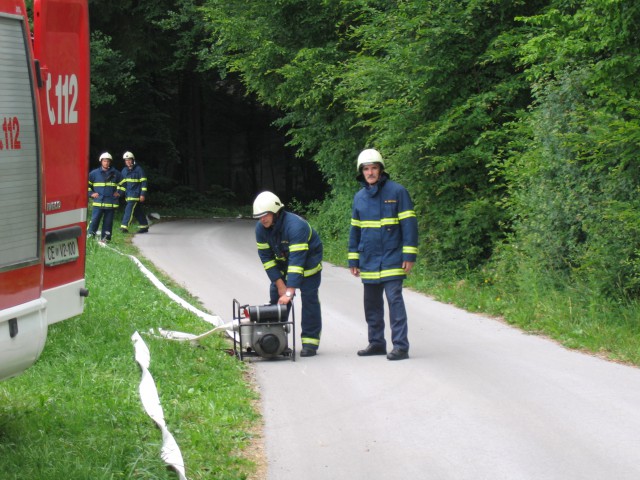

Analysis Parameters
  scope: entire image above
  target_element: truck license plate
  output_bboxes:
[45,238,79,266]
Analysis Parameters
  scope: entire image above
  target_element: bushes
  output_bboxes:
[497,17,640,299]
[297,191,354,266]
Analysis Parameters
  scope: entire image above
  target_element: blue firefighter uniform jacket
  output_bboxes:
[88,166,122,208]
[256,211,323,288]
[348,173,418,283]
[119,164,147,201]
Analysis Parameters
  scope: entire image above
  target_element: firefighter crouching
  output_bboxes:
[253,191,323,357]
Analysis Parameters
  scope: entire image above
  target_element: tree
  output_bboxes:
[497,0,640,297]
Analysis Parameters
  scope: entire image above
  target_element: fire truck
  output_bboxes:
[0,0,89,381]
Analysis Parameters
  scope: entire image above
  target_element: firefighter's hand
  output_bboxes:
[350,267,360,277]
[140,195,146,203]
[114,192,120,197]
[403,261,415,274]
[278,294,292,305]
[91,192,99,198]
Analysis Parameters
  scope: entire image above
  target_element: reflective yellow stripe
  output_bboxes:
[381,268,405,278]
[288,266,304,275]
[360,268,405,280]
[288,263,323,277]
[360,217,401,228]
[398,210,416,220]
[263,260,277,270]
[403,246,418,254]
[380,218,399,226]
[91,182,119,187]
[348,252,359,260]
[302,337,320,346]
[360,220,381,228]
[360,271,379,280]
[289,243,309,252]
[303,263,322,277]
[92,202,119,208]
[257,242,270,250]
[351,218,361,227]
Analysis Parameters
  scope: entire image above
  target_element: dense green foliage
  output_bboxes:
[499,1,640,300]
[194,0,640,308]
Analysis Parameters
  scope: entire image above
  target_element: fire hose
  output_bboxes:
[100,242,294,478]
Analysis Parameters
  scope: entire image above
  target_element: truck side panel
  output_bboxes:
[0,3,48,381]
[34,0,90,324]
[0,0,89,381]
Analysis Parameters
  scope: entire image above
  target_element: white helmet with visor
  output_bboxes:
[253,191,284,218]
[357,148,385,171]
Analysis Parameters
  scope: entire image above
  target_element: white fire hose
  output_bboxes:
[100,242,238,479]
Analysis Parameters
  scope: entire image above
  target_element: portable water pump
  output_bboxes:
[232,299,296,361]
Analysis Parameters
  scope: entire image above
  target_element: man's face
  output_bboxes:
[125,158,134,169]
[100,158,111,170]
[260,212,275,228]
[362,163,381,185]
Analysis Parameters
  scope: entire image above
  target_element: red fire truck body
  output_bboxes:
[0,0,89,381]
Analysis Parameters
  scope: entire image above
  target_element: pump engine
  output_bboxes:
[232,299,295,361]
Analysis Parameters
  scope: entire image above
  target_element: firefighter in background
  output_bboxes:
[253,191,323,357]
[88,152,122,242]
[348,149,418,361]
[119,151,149,234]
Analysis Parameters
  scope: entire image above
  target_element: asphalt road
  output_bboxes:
[134,218,640,480]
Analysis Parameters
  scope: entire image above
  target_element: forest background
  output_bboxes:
[88,0,640,363]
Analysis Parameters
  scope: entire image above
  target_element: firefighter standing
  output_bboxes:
[348,149,418,360]
[119,151,149,234]
[253,191,323,357]
[88,152,122,242]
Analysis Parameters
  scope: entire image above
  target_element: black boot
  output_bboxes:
[386,348,409,361]
[357,343,387,356]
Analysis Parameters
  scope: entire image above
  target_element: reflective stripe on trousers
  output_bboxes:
[121,200,149,229]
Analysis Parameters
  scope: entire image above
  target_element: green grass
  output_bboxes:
[0,219,260,479]
[404,262,640,367]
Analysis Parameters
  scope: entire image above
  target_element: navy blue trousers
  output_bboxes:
[363,279,409,351]
[121,201,148,230]
[88,208,115,241]
[270,272,322,350]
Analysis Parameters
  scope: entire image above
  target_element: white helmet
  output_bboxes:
[253,191,283,218]
[99,152,113,161]
[357,148,385,171]
[123,151,135,161]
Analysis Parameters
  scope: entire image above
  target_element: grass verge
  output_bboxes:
[0,225,260,479]
[410,270,640,367]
